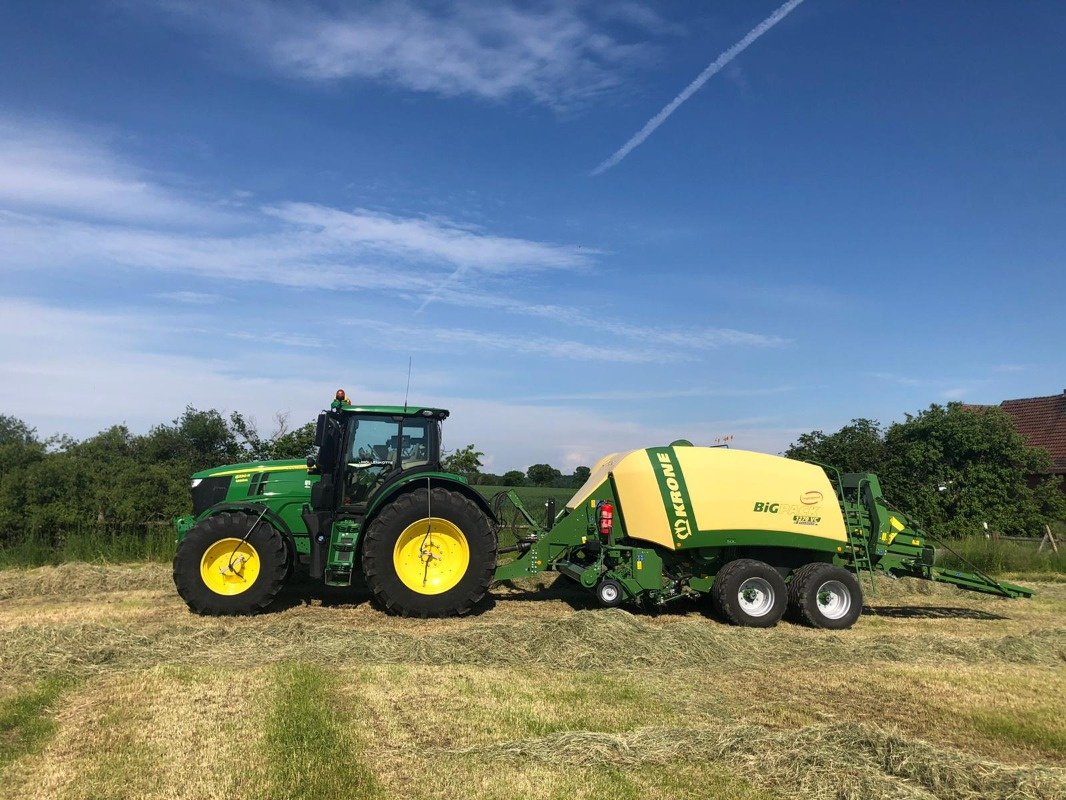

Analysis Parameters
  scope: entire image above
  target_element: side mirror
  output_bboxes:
[314,413,328,447]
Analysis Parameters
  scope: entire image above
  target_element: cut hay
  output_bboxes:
[0,563,170,601]
[2,609,1063,685]
[452,721,1066,800]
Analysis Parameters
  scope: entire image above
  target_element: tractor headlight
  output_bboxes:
[190,478,202,488]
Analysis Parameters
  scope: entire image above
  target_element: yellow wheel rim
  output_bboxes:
[200,538,261,596]
[393,517,470,595]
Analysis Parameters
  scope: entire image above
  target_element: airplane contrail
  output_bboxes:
[591,0,807,176]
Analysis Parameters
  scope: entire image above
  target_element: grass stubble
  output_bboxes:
[0,563,1062,799]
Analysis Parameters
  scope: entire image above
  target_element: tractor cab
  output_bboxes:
[310,390,449,512]
[303,390,455,580]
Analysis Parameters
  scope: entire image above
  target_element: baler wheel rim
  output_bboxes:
[596,579,624,607]
[736,577,776,617]
[814,579,852,620]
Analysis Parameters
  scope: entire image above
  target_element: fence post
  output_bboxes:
[1039,524,1059,553]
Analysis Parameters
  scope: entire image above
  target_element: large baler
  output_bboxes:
[495,443,1031,628]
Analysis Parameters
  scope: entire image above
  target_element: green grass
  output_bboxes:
[0,526,176,569]
[936,535,1066,575]
[0,677,70,769]
[966,708,1066,755]
[265,663,381,800]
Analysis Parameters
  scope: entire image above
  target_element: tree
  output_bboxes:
[785,418,885,474]
[880,403,1063,537]
[526,463,562,486]
[786,404,1066,537]
[442,444,484,481]
[572,466,591,486]
[500,470,526,487]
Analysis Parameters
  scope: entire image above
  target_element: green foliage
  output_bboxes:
[500,469,526,486]
[441,443,484,481]
[936,535,1066,575]
[573,465,591,485]
[788,403,1066,537]
[0,407,320,551]
[785,418,886,473]
[526,462,562,486]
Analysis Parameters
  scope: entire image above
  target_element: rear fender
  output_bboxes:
[365,475,498,529]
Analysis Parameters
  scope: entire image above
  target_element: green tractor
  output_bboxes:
[173,390,497,617]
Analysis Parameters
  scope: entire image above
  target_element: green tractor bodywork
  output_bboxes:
[174,398,1031,625]
[174,396,495,608]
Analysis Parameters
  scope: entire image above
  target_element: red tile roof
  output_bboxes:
[1000,391,1066,471]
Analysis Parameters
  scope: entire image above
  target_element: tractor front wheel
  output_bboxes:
[361,487,496,617]
[173,512,288,615]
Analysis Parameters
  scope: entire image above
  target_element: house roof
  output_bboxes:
[999,391,1066,471]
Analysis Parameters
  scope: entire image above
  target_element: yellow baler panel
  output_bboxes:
[608,451,675,550]
[673,448,847,543]
[566,451,625,511]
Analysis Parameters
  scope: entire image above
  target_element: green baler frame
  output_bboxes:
[491,466,1033,605]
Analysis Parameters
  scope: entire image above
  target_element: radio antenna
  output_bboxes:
[403,356,412,412]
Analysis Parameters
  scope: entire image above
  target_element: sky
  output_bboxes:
[1,1,1064,472]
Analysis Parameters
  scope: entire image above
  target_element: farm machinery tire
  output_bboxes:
[785,562,828,621]
[711,558,788,627]
[361,487,496,618]
[173,512,288,615]
[790,563,863,629]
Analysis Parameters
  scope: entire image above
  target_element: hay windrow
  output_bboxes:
[451,721,1066,800]
[0,563,170,601]
[1,610,1063,684]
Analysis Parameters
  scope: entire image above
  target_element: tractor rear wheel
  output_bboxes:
[361,487,496,617]
[711,558,788,627]
[173,512,288,615]
[790,564,862,629]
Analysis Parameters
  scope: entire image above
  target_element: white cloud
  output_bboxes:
[429,285,788,348]
[267,202,593,273]
[152,0,662,108]
[0,116,786,356]
[868,372,988,400]
[350,320,664,364]
[0,120,227,226]
[0,297,799,469]
[154,291,223,304]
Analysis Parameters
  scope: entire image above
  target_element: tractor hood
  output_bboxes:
[189,459,312,517]
[191,459,308,480]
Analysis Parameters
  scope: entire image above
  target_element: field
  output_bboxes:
[1,564,1064,800]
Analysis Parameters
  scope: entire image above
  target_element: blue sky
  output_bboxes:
[1,1,1063,471]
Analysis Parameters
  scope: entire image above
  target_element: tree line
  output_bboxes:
[784,403,1064,537]
[0,408,315,543]
[439,444,591,488]
[0,401,1061,547]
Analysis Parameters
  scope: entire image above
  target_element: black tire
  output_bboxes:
[786,562,829,621]
[792,564,863,630]
[711,558,788,628]
[173,512,288,615]
[596,579,624,608]
[361,487,496,618]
